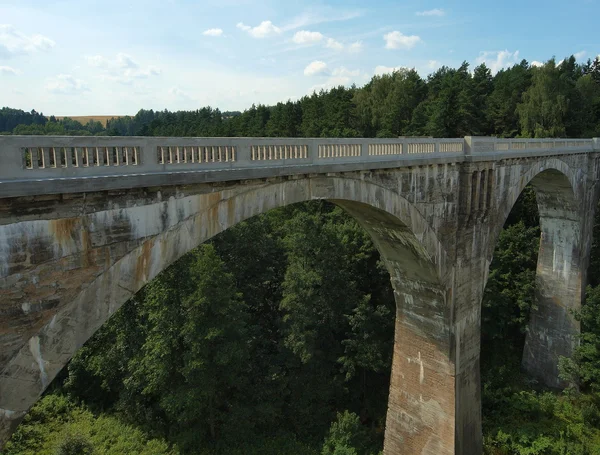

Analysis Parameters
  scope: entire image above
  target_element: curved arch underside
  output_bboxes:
[0,176,455,454]
[492,158,582,258]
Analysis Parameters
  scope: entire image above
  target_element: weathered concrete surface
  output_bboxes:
[339,201,454,454]
[488,157,598,389]
[0,149,598,454]
[522,169,588,387]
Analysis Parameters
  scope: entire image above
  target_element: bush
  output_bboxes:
[55,433,94,455]
[322,411,375,455]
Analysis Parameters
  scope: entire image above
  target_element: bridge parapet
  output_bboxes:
[0,136,597,197]
[465,136,596,154]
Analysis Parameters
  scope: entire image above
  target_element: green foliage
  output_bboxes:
[560,285,600,395]
[321,411,379,455]
[120,244,251,449]
[55,433,94,455]
[516,57,595,138]
[587,199,600,288]
[4,394,176,455]
[482,221,539,342]
[483,390,600,455]
[353,68,426,137]
[487,60,532,137]
[423,62,479,137]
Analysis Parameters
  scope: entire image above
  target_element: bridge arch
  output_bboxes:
[486,158,584,387]
[0,176,456,454]
[494,157,581,243]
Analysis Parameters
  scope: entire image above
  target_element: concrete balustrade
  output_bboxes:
[0,135,597,198]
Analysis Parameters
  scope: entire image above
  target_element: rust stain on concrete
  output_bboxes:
[135,240,153,285]
[49,218,79,251]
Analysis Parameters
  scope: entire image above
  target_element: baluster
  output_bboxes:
[82,147,88,167]
[42,147,50,168]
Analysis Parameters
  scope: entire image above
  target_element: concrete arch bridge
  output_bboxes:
[0,135,599,454]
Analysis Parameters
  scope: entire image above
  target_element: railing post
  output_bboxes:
[361,139,369,159]
[0,137,28,180]
[464,136,472,156]
[235,139,252,167]
[594,138,599,151]
[308,139,318,165]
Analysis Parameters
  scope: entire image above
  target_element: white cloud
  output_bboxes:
[304,64,361,80]
[304,60,328,76]
[332,67,361,78]
[348,41,363,53]
[309,77,350,93]
[116,53,138,69]
[308,66,366,93]
[86,53,139,69]
[374,65,409,76]
[0,65,18,75]
[384,31,421,50]
[237,21,282,38]
[325,38,344,51]
[86,53,160,84]
[259,57,276,64]
[169,86,193,100]
[85,55,107,67]
[475,50,520,74]
[46,74,89,94]
[293,30,324,44]
[531,60,544,67]
[283,8,363,31]
[427,60,440,69]
[203,28,224,37]
[125,66,160,78]
[0,24,55,59]
[321,38,362,53]
[416,8,445,16]
[574,50,586,60]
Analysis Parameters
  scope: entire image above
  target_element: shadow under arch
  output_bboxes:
[0,176,456,454]
[485,159,583,388]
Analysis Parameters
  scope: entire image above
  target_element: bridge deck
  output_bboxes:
[0,136,597,197]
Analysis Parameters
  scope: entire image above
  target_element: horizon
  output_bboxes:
[0,0,598,116]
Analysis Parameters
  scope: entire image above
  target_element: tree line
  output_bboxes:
[2,55,600,139]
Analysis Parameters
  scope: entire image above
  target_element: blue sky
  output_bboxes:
[0,0,597,115]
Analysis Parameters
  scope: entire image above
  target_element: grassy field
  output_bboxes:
[55,115,123,126]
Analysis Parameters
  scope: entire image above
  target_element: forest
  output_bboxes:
[2,55,600,454]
